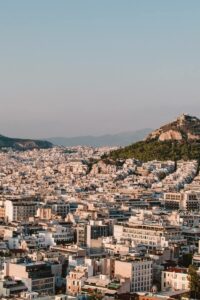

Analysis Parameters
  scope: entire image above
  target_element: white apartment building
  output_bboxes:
[161,267,189,291]
[114,222,184,250]
[39,225,74,246]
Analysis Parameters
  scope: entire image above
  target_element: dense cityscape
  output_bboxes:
[1,1,200,300]
[1,118,200,300]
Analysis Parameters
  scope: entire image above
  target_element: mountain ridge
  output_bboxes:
[0,134,52,150]
[47,128,152,147]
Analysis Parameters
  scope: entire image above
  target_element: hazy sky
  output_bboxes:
[0,1,200,138]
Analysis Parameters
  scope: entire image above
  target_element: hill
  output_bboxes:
[107,114,200,162]
[47,129,152,147]
[0,134,53,150]
[146,114,200,142]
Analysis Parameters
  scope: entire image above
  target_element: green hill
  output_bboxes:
[108,140,200,162]
[107,114,200,162]
[0,134,52,150]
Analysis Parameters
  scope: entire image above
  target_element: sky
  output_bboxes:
[0,1,200,139]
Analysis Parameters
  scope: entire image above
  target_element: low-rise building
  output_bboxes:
[161,267,189,292]
[4,261,55,295]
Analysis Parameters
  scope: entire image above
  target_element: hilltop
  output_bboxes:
[0,134,53,150]
[107,114,200,162]
[146,114,200,142]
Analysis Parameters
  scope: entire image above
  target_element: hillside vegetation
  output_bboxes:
[106,114,200,162]
[107,140,200,162]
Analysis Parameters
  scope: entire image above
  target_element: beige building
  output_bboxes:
[36,207,52,220]
[0,206,5,220]
[4,261,55,295]
[66,266,89,296]
[115,257,153,293]
[164,191,200,210]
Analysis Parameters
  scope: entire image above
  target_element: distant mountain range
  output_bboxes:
[108,114,200,162]
[0,134,52,150]
[47,129,152,147]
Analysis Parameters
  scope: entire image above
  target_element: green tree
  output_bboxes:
[188,265,200,298]
[179,253,192,268]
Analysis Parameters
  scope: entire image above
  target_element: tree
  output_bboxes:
[188,265,200,298]
[179,253,192,268]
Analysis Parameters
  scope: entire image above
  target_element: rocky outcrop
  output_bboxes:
[146,114,200,142]
[159,130,182,141]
